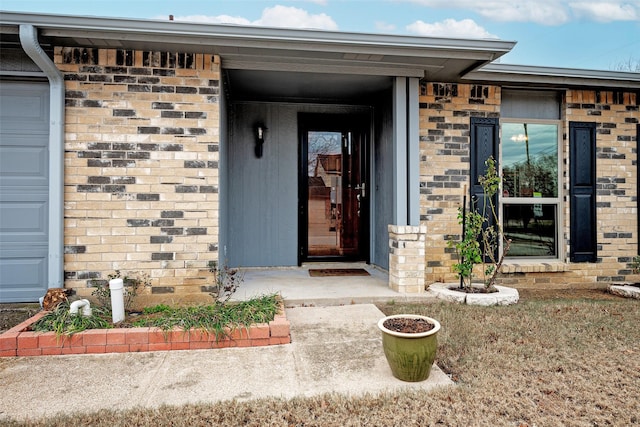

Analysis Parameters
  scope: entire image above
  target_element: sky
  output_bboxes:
[1,0,639,71]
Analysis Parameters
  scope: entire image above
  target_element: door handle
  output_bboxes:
[354,183,366,198]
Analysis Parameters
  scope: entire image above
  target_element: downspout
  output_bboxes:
[19,25,65,289]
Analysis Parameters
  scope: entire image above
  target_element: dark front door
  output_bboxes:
[299,114,369,262]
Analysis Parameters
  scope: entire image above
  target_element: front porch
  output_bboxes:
[232,262,436,307]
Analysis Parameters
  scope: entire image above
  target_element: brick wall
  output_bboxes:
[56,47,220,304]
[52,49,639,297]
[420,83,640,289]
[419,82,500,284]
[566,89,639,282]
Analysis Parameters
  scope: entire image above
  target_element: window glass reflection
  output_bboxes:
[308,132,342,255]
[503,203,557,257]
[502,123,558,198]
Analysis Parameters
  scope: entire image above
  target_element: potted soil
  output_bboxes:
[377,314,441,382]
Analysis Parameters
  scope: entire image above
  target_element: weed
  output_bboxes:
[30,294,280,339]
[31,301,112,337]
[131,293,280,341]
[142,304,172,314]
[91,270,150,311]
[207,261,244,304]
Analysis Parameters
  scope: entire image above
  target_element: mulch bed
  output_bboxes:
[448,285,498,294]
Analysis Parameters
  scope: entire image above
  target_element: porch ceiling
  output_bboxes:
[225,70,392,103]
[0,11,516,81]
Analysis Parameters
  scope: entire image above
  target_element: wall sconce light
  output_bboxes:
[255,123,267,158]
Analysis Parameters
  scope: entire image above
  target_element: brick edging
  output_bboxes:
[0,304,290,357]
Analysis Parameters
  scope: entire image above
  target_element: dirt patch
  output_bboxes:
[518,287,622,301]
[448,285,498,294]
[0,305,40,333]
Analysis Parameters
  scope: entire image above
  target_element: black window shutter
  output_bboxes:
[569,122,597,262]
[470,117,499,258]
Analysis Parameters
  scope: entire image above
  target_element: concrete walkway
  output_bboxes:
[0,304,452,422]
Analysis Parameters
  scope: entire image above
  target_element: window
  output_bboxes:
[500,121,561,258]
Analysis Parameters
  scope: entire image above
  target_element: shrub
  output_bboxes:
[91,270,150,311]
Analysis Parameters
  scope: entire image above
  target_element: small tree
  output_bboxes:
[611,57,640,72]
[452,157,511,291]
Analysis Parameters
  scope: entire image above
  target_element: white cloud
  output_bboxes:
[569,2,639,22]
[406,18,498,39]
[479,1,571,25]
[404,0,640,24]
[160,5,338,30]
[255,5,338,30]
[404,0,572,25]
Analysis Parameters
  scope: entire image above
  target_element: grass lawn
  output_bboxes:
[5,291,639,427]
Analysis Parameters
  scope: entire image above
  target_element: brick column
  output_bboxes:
[388,225,427,293]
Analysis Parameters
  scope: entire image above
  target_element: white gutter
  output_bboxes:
[19,24,65,289]
[466,63,640,89]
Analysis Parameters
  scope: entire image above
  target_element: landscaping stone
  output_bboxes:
[428,283,519,306]
[608,284,640,300]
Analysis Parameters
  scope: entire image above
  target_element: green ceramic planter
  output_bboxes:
[377,314,441,382]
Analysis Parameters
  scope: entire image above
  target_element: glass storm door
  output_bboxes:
[301,121,368,261]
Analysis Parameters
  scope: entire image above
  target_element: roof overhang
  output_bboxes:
[466,63,640,90]
[0,11,516,80]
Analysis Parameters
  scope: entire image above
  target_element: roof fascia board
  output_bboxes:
[38,28,507,62]
[467,63,640,89]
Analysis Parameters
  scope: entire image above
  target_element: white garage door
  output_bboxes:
[0,80,50,302]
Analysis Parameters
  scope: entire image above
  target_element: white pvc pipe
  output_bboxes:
[69,299,92,317]
[109,278,125,324]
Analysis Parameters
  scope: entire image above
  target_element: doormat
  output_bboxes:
[308,268,370,277]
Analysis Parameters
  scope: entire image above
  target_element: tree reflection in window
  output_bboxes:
[501,122,560,258]
[502,123,557,198]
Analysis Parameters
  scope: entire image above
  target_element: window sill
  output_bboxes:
[500,261,568,274]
